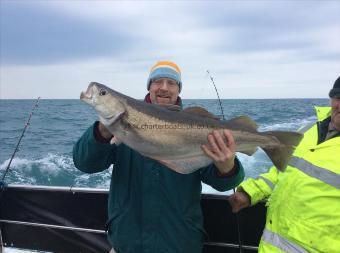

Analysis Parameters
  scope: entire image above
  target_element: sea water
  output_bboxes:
[0,98,329,193]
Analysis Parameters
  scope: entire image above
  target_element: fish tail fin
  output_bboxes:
[262,131,303,171]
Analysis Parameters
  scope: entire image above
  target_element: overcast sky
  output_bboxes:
[1,0,339,99]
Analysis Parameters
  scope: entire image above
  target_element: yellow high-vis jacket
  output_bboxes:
[239,107,340,253]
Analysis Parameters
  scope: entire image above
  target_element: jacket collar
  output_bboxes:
[315,106,331,121]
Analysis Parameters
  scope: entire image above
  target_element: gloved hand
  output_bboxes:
[228,191,251,213]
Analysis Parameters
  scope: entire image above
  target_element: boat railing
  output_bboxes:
[0,184,266,253]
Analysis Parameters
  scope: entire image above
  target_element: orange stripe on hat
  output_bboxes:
[150,61,181,74]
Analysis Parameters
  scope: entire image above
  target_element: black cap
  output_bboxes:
[329,76,340,98]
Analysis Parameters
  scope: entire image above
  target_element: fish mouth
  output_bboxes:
[80,83,96,100]
[80,91,91,100]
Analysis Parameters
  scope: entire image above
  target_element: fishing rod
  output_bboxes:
[207,70,243,253]
[207,70,225,120]
[1,97,41,183]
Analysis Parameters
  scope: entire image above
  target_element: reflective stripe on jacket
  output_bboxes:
[239,106,340,253]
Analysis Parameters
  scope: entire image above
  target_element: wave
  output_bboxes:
[259,116,316,131]
[0,154,110,188]
[0,147,276,195]
[0,154,73,175]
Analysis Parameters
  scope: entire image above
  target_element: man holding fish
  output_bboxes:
[74,61,245,253]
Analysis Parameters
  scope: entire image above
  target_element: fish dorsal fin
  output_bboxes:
[225,116,258,131]
[159,104,181,111]
[184,106,220,120]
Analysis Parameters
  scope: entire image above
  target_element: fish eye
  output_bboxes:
[99,89,107,96]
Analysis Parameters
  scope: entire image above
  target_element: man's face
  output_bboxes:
[331,97,340,131]
[149,78,180,105]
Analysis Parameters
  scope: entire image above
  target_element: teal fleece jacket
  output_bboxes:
[73,122,244,253]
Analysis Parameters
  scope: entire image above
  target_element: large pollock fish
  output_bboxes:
[81,82,303,174]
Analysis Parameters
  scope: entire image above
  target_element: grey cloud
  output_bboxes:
[0,2,133,65]
[188,2,340,54]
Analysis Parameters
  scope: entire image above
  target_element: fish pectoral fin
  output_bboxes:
[100,111,125,126]
[148,155,212,174]
[110,111,125,124]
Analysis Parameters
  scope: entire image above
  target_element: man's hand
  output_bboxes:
[228,191,251,213]
[201,130,236,174]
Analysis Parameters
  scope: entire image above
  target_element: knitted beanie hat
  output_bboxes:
[329,76,340,98]
[147,61,182,92]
